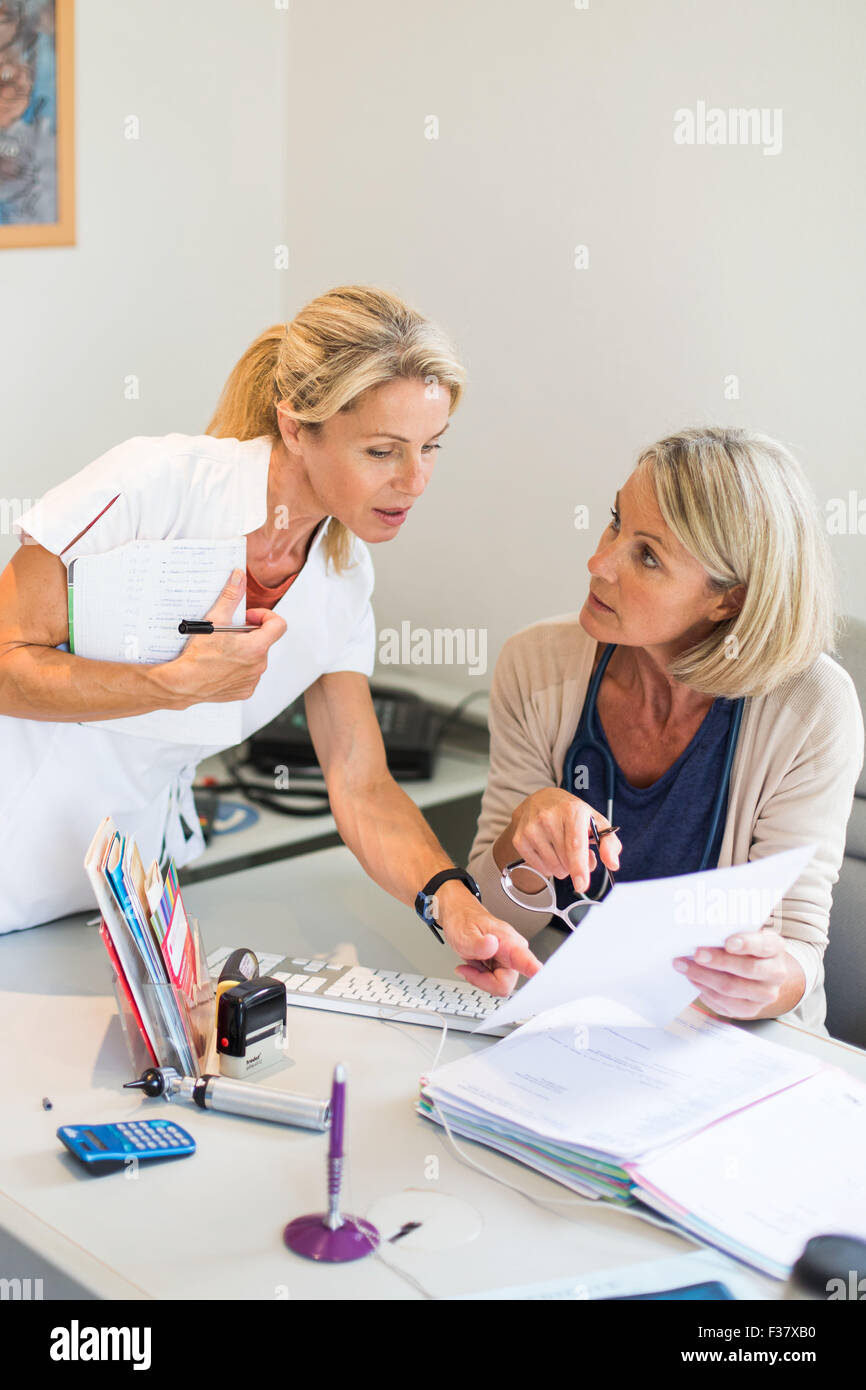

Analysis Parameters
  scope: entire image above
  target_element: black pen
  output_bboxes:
[178,620,258,635]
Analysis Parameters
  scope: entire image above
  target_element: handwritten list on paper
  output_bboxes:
[68,538,247,745]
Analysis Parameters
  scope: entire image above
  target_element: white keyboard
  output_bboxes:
[208,949,513,1036]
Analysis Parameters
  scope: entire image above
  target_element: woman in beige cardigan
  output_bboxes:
[469,427,864,1032]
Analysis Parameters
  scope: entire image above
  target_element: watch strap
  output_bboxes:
[415,868,482,944]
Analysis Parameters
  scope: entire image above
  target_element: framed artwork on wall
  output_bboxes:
[0,0,74,247]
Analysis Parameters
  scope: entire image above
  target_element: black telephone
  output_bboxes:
[247,685,442,781]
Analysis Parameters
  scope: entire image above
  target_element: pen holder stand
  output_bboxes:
[111,915,215,1081]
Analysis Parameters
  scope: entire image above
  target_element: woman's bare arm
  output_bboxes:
[0,542,187,720]
[0,542,284,721]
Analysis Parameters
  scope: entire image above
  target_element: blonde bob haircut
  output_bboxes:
[635,427,840,699]
[206,285,466,573]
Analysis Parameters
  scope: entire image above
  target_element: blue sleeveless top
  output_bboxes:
[554,646,740,921]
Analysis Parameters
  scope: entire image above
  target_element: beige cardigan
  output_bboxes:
[468,616,865,1034]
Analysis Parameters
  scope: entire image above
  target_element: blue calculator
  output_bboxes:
[57,1119,196,1167]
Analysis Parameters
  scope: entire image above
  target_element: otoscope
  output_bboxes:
[124,1066,330,1131]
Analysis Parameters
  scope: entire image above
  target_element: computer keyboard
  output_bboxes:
[207,948,513,1036]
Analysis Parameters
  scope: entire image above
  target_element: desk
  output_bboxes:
[3,844,865,1301]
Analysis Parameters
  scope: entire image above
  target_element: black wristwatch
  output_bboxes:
[415,868,482,944]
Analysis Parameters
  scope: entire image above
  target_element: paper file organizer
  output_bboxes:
[111,916,215,1080]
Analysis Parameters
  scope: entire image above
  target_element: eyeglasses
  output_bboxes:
[500,817,619,932]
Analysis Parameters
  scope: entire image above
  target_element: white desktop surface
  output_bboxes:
[3,844,865,1301]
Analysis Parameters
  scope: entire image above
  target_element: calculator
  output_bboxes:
[57,1119,196,1167]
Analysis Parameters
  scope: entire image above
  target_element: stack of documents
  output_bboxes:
[420,1006,823,1207]
[626,1066,866,1278]
[84,816,211,1075]
[419,846,866,1276]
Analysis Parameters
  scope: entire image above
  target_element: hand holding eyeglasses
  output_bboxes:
[503,788,621,890]
[496,789,622,931]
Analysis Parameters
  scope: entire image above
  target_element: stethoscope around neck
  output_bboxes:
[561,642,746,895]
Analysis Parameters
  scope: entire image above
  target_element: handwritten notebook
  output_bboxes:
[68,538,246,745]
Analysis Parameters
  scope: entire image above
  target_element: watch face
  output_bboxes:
[427,894,440,923]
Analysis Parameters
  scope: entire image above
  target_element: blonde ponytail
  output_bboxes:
[206,324,283,443]
[206,286,466,573]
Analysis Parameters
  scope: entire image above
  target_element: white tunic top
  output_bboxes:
[1,433,376,934]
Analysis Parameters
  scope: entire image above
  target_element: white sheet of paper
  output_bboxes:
[628,1066,866,1276]
[477,843,817,1032]
[428,1004,822,1161]
[69,538,246,745]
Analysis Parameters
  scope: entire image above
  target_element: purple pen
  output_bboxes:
[325,1064,346,1229]
[283,1063,380,1263]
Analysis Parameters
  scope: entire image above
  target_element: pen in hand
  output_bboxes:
[178,620,259,635]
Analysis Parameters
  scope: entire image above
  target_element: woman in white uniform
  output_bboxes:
[0,285,540,996]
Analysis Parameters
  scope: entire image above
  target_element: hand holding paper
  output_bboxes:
[476,844,817,1031]
[673,923,802,1020]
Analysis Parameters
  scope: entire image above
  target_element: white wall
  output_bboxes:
[281,0,866,698]
[0,0,291,558]
[2,0,864,706]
